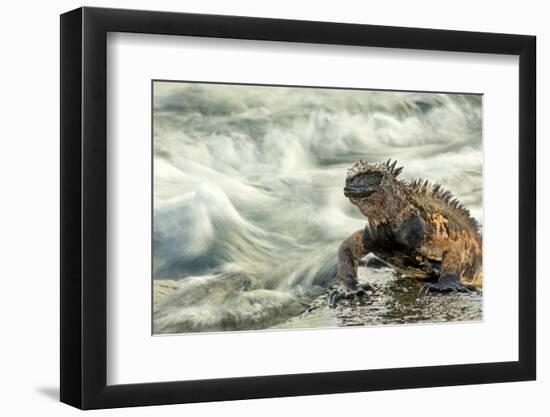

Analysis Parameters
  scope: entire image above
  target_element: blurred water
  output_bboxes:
[152,82,482,334]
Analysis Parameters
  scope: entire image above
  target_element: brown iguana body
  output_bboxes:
[334,159,482,303]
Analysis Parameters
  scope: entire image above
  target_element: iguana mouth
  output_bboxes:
[343,185,377,198]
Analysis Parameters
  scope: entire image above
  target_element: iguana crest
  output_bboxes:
[346,158,403,180]
[407,177,479,230]
[345,158,479,231]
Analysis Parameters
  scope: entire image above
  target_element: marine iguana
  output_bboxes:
[329,159,482,306]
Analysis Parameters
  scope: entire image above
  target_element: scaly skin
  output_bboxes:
[331,159,482,306]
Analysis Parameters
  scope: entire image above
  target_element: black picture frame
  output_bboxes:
[60,6,536,410]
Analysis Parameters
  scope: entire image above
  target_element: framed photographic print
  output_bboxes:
[60,6,536,409]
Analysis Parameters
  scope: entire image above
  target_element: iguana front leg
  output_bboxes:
[328,229,372,307]
[420,247,476,294]
[337,229,370,290]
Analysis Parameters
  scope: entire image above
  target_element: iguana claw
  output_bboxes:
[419,277,477,296]
[327,283,372,308]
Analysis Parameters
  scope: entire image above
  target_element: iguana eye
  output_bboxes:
[365,172,383,186]
[349,172,382,187]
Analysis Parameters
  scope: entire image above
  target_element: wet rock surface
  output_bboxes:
[273,265,483,329]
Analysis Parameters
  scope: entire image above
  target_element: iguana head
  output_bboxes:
[344,159,407,224]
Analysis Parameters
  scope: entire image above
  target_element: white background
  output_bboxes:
[0,0,546,415]
[108,34,518,384]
